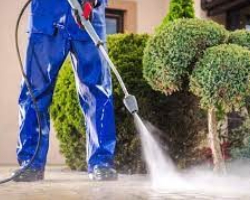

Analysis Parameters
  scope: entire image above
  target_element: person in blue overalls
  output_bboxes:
[13,0,117,182]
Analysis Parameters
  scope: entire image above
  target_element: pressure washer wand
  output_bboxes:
[67,0,138,114]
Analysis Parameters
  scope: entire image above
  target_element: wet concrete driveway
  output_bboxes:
[0,167,249,200]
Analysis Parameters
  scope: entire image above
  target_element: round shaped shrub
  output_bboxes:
[143,18,228,95]
[190,44,250,113]
[229,30,250,50]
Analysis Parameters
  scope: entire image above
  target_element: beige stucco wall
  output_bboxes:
[0,0,226,165]
[108,0,168,33]
[195,0,207,19]
[0,0,65,165]
[0,0,28,165]
[136,0,168,33]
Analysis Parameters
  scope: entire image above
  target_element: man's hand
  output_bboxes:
[72,0,101,28]
[82,0,100,20]
[72,0,100,28]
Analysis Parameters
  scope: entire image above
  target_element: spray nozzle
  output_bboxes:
[123,94,138,114]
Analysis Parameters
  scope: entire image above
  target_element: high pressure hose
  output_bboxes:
[0,0,42,184]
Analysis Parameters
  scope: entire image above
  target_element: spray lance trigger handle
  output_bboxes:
[72,0,97,28]
[81,0,100,20]
[123,94,139,114]
[82,1,93,20]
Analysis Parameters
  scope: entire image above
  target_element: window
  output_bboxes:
[227,6,250,30]
[246,15,250,30]
[105,9,125,34]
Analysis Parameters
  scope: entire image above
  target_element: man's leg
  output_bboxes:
[70,39,117,180]
[15,32,69,182]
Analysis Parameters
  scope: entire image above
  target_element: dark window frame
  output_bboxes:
[105,8,125,33]
[226,7,250,30]
[201,0,250,16]
[226,9,241,30]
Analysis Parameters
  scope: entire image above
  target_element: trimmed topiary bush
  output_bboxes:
[143,18,228,95]
[190,44,250,113]
[190,44,250,172]
[229,30,250,50]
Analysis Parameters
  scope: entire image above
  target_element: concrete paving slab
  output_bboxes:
[0,166,249,200]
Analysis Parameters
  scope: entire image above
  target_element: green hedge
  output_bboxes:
[229,30,250,50]
[107,34,150,173]
[157,0,195,36]
[50,59,86,170]
[228,30,250,153]
[161,0,194,25]
[190,44,250,113]
[143,18,228,95]
[229,117,250,159]
[50,33,207,172]
[231,137,250,160]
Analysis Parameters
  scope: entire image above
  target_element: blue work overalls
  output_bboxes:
[17,0,116,172]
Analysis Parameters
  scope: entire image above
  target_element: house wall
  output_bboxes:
[0,0,65,165]
[108,0,168,33]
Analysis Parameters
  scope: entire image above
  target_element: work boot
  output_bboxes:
[89,165,118,181]
[12,168,44,182]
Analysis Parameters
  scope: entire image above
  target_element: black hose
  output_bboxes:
[0,0,42,184]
